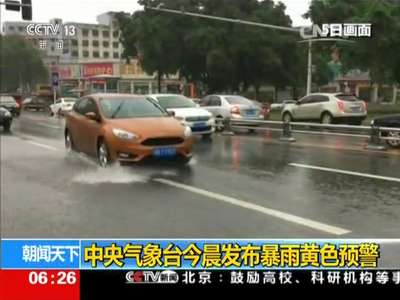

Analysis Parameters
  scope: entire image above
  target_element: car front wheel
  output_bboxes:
[65,131,74,152]
[98,140,112,167]
[3,122,11,132]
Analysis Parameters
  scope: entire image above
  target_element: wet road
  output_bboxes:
[1,112,400,266]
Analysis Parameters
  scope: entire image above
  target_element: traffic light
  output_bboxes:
[21,0,32,21]
[5,1,20,11]
[4,0,32,20]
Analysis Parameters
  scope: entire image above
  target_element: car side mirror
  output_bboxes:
[85,112,99,121]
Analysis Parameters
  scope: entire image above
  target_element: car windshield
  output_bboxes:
[0,96,16,103]
[155,95,196,109]
[336,94,360,102]
[100,97,168,119]
[225,96,252,105]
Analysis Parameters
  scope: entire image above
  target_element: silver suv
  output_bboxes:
[200,95,263,131]
[281,93,367,125]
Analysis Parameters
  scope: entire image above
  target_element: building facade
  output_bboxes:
[3,12,181,97]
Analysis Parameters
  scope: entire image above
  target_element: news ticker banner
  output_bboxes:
[1,239,400,299]
[1,239,393,270]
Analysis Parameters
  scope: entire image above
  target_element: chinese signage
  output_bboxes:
[82,63,114,78]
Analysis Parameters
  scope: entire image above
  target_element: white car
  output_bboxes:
[200,95,264,131]
[281,93,367,125]
[147,94,215,138]
[50,97,78,116]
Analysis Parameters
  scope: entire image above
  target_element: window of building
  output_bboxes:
[113,52,119,59]
[71,39,78,46]
[113,31,119,38]
[93,51,100,58]
[63,48,69,54]
[82,40,89,47]
[103,31,109,38]
[92,40,99,47]
[51,46,55,52]
[92,29,99,37]
[82,29,89,37]
[103,41,109,47]
[103,52,109,58]
[113,42,119,48]
[83,50,89,58]
[72,51,79,57]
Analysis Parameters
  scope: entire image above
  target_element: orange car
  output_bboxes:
[65,94,194,167]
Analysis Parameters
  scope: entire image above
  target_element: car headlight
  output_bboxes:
[370,120,375,126]
[112,128,138,141]
[184,126,192,138]
[3,110,11,117]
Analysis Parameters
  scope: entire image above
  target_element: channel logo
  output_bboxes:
[126,270,179,284]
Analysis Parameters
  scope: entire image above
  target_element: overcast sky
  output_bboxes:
[1,0,312,26]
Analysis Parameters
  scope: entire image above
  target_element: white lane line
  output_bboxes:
[37,123,62,130]
[290,163,400,183]
[154,178,351,236]
[26,141,61,152]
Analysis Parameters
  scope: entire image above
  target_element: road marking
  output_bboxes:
[37,123,62,130]
[290,163,400,183]
[154,178,351,236]
[26,141,61,152]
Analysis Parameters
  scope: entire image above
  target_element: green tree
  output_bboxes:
[118,0,300,97]
[305,0,400,85]
[0,35,48,93]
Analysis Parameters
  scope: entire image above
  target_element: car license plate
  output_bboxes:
[193,122,206,128]
[153,147,177,158]
[246,110,256,116]
[351,106,361,112]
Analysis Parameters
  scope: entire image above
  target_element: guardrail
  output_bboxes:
[223,118,400,151]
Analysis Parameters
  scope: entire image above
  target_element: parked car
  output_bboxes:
[65,94,194,167]
[371,114,400,148]
[281,93,367,125]
[24,97,51,112]
[0,95,21,117]
[0,107,13,132]
[50,97,78,116]
[147,94,214,138]
[200,95,264,131]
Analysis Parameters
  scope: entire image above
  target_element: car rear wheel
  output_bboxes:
[321,112,333,124]
[282,112,292,123]
[98,140,111,168]
[215,116,224,132]
[387,131,400,148]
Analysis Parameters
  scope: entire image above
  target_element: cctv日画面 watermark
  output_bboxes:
[300,23,372,39]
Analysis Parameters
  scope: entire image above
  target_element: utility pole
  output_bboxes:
[146,6,354,96]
